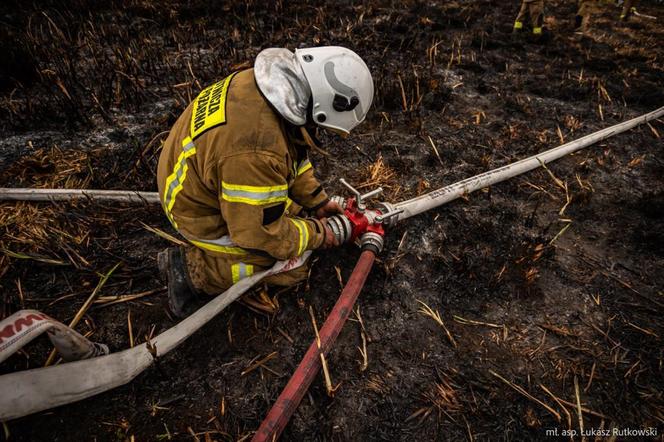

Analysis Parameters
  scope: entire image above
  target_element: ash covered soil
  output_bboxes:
[1,0,663,440]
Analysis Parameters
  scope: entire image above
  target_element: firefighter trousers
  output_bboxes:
[181,202,311,295]
[183,246,310,295]
[515,0,544,33]
[621,0,638,18]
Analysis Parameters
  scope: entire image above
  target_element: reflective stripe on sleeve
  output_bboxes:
[189,235,247,255]
[231,262,254,284]
[289,218,309,256]
[296,159,312,176]
[221,181,288,205]
[163,137,197,228]
[513,21,523,29]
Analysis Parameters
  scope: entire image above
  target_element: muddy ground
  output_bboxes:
[1,0,663,440]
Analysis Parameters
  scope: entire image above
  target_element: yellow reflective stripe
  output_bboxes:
[285,198,293,210]
[164,199,178,229]
[289,218,308,256]
[231,264,240,284]
[222,194,288,205]
[222,195,288,205]
[513,21,523,29]
[166,163,190,212]
[221,182,288,192]
[166,144,196,212]
[231,262,254,284]
[167,213,178,229]
[533,27,542,35]
[291,219,305,255]
[296,159,312,176]
[163,137,197,227]
[300,220,309,255]
[221,181,289,205]
[163,138,196,202]
[190,240,247,255]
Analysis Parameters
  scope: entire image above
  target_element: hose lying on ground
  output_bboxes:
[0,310,109,364]
[392,106,664,222]
[253,250,377,442]
[0,107,661,207]
[0,252,311,421]
[0,106,661,423]
[251,105,664,437]
[0,188,159,204]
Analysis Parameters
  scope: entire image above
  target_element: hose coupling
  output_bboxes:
[329,195,347,210]
[375,201,399,227]
[326,214,353,245]
[360,231,384,254]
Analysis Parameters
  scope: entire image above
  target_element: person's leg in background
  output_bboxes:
[514,0,530,33]
[529,0,545,37]
[620,0,638,21]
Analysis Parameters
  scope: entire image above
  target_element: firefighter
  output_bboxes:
[513,0,545,37]
[620,0,638,21]
[576,0,633,30]
[157,46,374,317]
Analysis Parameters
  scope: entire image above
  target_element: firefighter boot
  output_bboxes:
[513,21,524,34]
[158,247,197,318]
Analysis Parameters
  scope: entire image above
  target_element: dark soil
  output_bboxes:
[1,1,663,441]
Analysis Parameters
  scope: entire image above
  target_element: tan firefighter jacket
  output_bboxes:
[157,69,328,262]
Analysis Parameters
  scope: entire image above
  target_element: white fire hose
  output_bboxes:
[0,107,661,210]
[0,105,661,421]
[0,253,310,421]
[0,188,160,204]
[0,310,109,365]
[386,106,664,222]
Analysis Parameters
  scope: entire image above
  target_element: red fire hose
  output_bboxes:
[252,249,377,441]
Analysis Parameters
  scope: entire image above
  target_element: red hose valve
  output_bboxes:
[326,179,403,249]
[326,197,377,245]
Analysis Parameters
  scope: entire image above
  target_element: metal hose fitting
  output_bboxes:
[360,231,384,254]
[375,201,398,226]
[326,214,353,244]
[329,195,347,210]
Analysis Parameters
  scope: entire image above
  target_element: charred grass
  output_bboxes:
[1,0,663,440]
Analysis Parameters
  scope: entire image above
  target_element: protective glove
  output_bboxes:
[315,199,343,219]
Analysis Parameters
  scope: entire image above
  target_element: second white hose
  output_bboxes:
[394,106,664,221]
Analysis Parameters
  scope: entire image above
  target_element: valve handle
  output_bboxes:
[375,208,404,224]
[360,187,383,202]
[339,178,383,211]
[339,178,361,202]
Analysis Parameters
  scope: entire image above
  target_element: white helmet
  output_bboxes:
[295,46,374,135]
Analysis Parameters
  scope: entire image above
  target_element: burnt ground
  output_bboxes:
[1,0,663,440]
